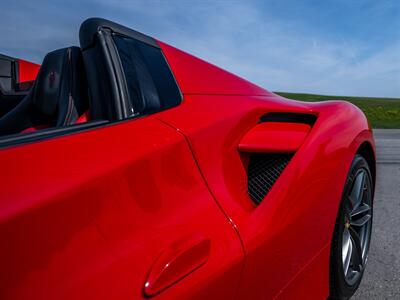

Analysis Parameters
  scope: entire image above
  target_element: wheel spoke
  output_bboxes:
[351,204,371,218]
[351,214,371,227]
[349,171,365,210]
[349,227,363,270]
[340,162,373,286]
[342,228,353,276]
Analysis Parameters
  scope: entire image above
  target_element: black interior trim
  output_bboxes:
[80,17,182,121]
[13,58,19,84]
[0,47,89,136]
[0,54,27,95]
[260,112,317,125]
[80,18,159,50]
[97,29,125,119]
[0,18,181,148]
[80,17,178,121]
[0,120,109,149]
[103,30,132,119]
[81,37,115,121]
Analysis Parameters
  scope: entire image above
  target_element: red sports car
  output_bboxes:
[0,18,375,300]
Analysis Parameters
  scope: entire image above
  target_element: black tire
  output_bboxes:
[329,155,374,300]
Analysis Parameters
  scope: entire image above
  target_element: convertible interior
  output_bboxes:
[0,18,181,145]
[0,22,117,141]
[0,47,90,136]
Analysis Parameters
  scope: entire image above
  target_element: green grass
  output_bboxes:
[275,92,400,129]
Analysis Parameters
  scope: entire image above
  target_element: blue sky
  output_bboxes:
[1,0,399,97]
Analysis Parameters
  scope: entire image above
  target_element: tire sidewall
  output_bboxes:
[330,155,373,299]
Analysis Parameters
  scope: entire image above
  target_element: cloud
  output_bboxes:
[0,0,398,97]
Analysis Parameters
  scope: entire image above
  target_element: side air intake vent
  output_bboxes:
[248,153,293,205]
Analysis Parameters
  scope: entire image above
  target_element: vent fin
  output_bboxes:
[260,113,316,125]
[248,153,293,205]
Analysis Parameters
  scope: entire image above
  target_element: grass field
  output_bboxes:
[275,92,400,128]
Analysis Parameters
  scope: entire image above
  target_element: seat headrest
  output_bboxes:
[32,46,88,126]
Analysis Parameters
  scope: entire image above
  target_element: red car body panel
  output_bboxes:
[0,117,243,299]
[0,55,39,93]
[158,42,375,299]
[157,41,272,97]
[17,59,40,83]
[0,24,375,299]
[237,122,312,153]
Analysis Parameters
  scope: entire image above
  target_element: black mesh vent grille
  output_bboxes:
[248,153,293,205]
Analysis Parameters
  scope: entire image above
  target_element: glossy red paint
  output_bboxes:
[0,117,243,299]
[159,96,374,298]
[157,41,272,97]
[144,234,211,297]
[238,122,311,153]
[0,30,375,300]
[17,59,40,83]
[158,41,375,299]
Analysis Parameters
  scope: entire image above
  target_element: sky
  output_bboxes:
[1,0,399,97]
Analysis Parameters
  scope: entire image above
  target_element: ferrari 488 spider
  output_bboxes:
[0,18,375,300]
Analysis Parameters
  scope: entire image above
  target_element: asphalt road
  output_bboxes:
[353,129,400,299]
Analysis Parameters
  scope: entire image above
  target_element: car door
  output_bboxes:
[0,20,244,299]
[0,114,243,299]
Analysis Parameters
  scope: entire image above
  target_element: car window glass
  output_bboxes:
[113,35,181,117]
